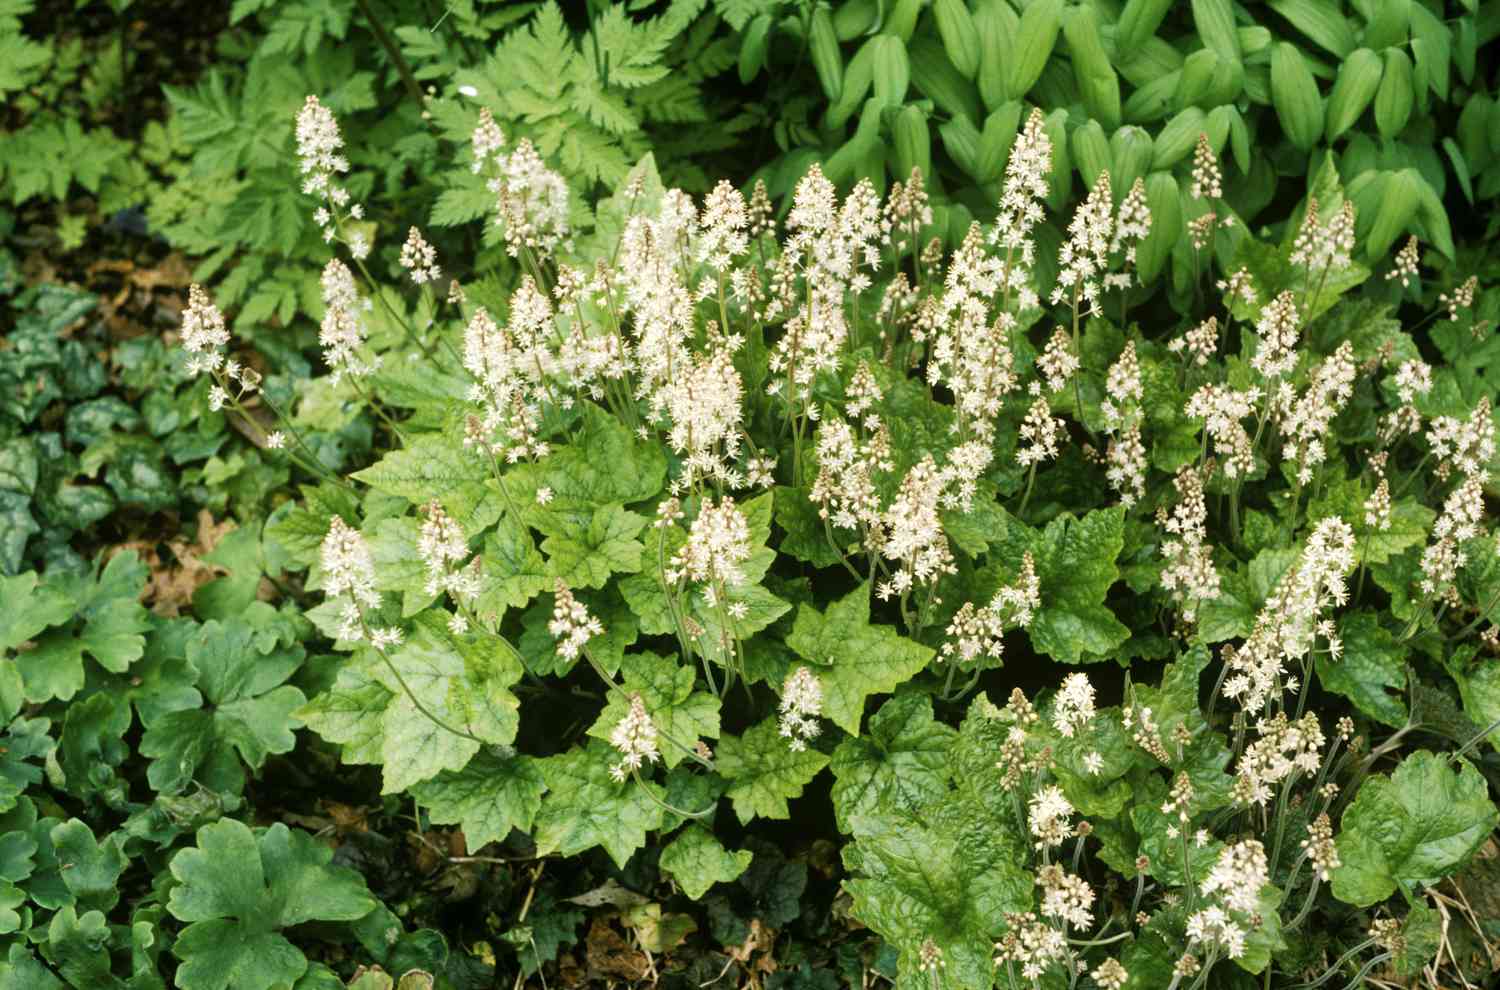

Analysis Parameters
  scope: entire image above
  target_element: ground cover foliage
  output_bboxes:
[4,1,1500,988]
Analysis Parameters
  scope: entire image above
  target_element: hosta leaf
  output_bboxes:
[587,652,719,768]
[785,583,934,733]
[717,716,829,825]
[830,693,955,836]
[411,751,546,852]
[1333,751,1498,907]
[532,742,665,868]
[658,826,752,899]
[167,820,376,990]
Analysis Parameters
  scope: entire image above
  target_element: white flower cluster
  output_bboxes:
[1051,672,1096,738]
[1185,383,1259,478]
[488,137,571,260]
[399,227,441,285]
[296,96,367,257]
[1279,341,1357,484]
[319,260,376,383]
[811,416,892,534]
[875,456,958,600]
[608,693,660,782]
[1289,198,1356,274]
[1168,316,1219,367]
[1250,290,1302,381]
[548,581,603,661]
[320,517,400,647]
[179,285,262,412]
[417,500,480,631]
[669,496,753,595]
[994,912,1067,982]
[1184,840,1270,961]
[1232,712,1325,805]
[1050,171,1114,314]
[778,666,823,752]
[941,552,1040,665]
[1102,341,1147,505]
[1222,516,1356,713]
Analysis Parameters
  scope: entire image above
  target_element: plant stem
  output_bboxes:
[352,0,426,106]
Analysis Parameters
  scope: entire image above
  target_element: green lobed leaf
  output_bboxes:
[1316,611,1408,727]
[411,751,546,852]
[532,742,665,869]
[139,619,306,796]
[829,693,956,836]
[717,716,830,825]
[167,819,377,990]
[587,651,719,769]
[1332,751,1499,907]
[657,825,753,900]
[785,583,933,733]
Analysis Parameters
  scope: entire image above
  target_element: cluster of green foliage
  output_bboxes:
[731,0,1500,302]
[5,1,1500,989]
